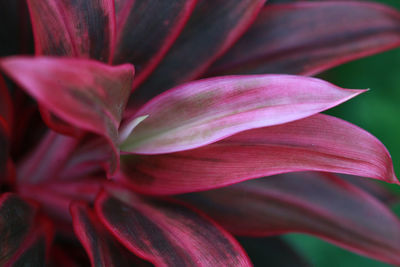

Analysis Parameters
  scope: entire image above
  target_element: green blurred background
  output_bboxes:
[284,0,400,266]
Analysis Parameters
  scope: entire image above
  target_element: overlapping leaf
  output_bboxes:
[96,187,251,266]
[131,0,266,103]
[0,194,53,266]
[121,75,363,154]
[71,202,152,267]
[0,57,134,173]
[27,0,115,62]
[113,0,198,87]
[118,114,397,195]
[178,172,400,265]
[208,1,400,76]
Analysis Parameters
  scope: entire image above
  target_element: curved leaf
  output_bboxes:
[208,1,400,76]
[130,0,266,104]
[0,56,134,173]
[7,217,54,266]
[27,0,116,62]
[121,75,363,154]
[17,130,79,184]
[96,188,251,267]
[113,0,198,88]
[178,172,400,265]
[71,202,152,267]
[117,114,397,195]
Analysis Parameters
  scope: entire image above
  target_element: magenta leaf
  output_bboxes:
[0,56,134,173]
[38,106,83,137]
[113,0,198,88]
[27,0,116,62]
[208,1,400,76]
[71,202,152,267]
[178,172,400,265]
[96,187,251,267]
[130,0,266,103]
[121,75,363,154]
[17,130,79,184]
[118,114,397,195]
[20,178,103,223]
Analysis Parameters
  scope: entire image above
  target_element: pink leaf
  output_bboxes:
[178,172,400,265]
[130,0,266,104]
[0,56,134,174]
[113,0,198,88]
[17,130,79,184]
[95,187,251,267]
[27,0,116,63]
[208,1,400,76]
[71,202,152,267]
[117,114,397,195]
[121,75,363,154]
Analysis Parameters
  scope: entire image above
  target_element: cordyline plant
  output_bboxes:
[2,0,400,266]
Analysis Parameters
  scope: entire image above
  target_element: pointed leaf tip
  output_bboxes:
[121,75,365,154]
[117,114,397,195]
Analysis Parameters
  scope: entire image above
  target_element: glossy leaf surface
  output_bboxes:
[179,172,400,265]
[121,75,363,154]
[208,1,400,76]
[118,114,397,195]
[96,188,251,267]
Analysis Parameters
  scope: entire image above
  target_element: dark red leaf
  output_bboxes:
[117,114,397,195]
[71,202,152,267]
[178,172,400,265]
[96,187,251,266]
[0,119,9,181]
[0,57,134,174]
[0,193,36,265]
[113,0,198,88]
[27,0,116,62]
[0,75,13,129]
[7,217,54,266]
[130,0,266,104]
[208,1,400,76]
